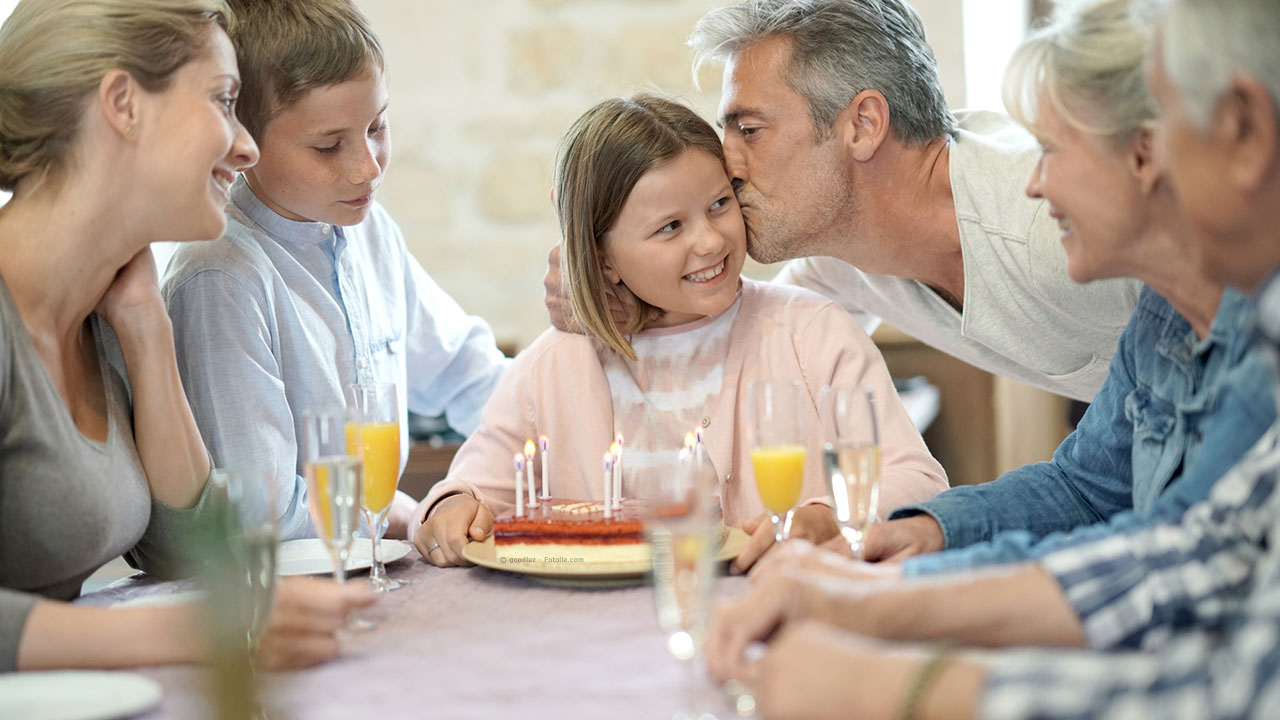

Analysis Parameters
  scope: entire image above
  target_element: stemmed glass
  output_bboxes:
[213,466,278,720]
[302,412,364,583]
[747,380,807,543]
[639,439,721,720]
[220,467,278,658]
[345,382,404,592]
[302,411,374,631]
[819,386,881,558]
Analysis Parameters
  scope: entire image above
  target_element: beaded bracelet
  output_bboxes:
[899,643,956,720]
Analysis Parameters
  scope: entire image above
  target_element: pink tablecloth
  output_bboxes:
[79,554,749,719]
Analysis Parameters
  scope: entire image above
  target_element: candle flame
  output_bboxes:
[615,432,624,446]
[684,432,696,449]
[602,452,614,469]
[514,453,524,471]
[524,439,536,458]
[694,426,704,443]
[539,434,549,450]
[610,441,620,457]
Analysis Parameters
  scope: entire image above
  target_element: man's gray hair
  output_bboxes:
[688,0,956,145]
[1155,0,1280,128]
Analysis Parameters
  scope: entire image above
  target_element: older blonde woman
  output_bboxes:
[702,0,1280,717]
[0,0,370,672]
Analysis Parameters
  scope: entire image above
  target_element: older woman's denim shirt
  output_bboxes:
[892,286,1274,576]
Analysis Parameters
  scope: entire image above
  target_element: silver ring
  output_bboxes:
[424,542,440,556]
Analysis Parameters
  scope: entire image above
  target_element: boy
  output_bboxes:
[162,0,508,540]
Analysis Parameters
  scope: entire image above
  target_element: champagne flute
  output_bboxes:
[639,439,721,719]
[302,412,363,583]
[219,466,278,656]
[747,380,807,543]
[820,386,881,559]
[345,382,404,592]
[215,466,277,720]
[302,411,374,631]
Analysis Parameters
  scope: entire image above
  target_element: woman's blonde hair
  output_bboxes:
[1003,0,1156,146]
[223,0,384,143]
[553,94,726,360]
[0,0,231,192]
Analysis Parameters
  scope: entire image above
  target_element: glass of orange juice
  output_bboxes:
[346,382,403,592]
[747,380,806,543]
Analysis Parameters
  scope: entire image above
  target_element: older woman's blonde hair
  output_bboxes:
[0,0,232,193]
[553,95,726,360]
[1003,0,1156,146]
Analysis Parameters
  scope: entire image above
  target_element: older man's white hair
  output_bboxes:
[1151,0,1280,128]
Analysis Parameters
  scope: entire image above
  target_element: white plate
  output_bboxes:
[0,671,162,720]
[461,527,747,584]
[276,538,413,576]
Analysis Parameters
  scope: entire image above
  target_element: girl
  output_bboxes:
[410,95,946,571]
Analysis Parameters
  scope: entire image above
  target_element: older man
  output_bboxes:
[687,0,1139,401]
[547,0,1137,399]
[704,1,1280,717]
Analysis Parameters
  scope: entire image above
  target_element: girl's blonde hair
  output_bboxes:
[553,95,726,360]
[1003,0,1156,147]
[0,0,232,192]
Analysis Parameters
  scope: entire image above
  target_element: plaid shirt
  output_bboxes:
[982,271,1280,719]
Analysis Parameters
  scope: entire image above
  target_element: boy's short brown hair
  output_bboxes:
[225,0,384,141]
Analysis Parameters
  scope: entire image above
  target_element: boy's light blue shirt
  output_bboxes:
[162,177,509,539]
[891,285,1274,575]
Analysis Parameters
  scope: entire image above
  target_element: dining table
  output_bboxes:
[75,550,754,720]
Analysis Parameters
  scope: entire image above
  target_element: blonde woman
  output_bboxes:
[0,0,370,672]
[409,95,947,572]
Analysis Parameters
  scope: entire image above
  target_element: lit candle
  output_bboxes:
[602,452,614,519]
[693,426,708,469]
[524,439,538,509]
[613,433,625,509]
[514,453,525,517]
[539,435,550,499]
[679,431,697,496]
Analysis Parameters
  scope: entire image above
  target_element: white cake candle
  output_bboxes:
[523,439,538,509]
[514,453,525,517]
[602,452,614,519]
[612,433,624,510]
[539,435,550,499]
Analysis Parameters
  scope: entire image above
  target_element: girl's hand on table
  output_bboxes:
[732,505,839,574]
[413,494,493,566]
[257,577,375,670]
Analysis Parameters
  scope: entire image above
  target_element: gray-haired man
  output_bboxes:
[688,0,1138,401]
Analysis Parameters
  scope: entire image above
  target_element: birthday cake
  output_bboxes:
[492,498,651,565]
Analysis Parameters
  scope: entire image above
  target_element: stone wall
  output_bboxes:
[358,0,965,351]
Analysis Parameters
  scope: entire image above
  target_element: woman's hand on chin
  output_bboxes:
[95,248,168,338]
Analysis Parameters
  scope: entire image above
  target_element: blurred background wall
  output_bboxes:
[357,0,1019,351]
